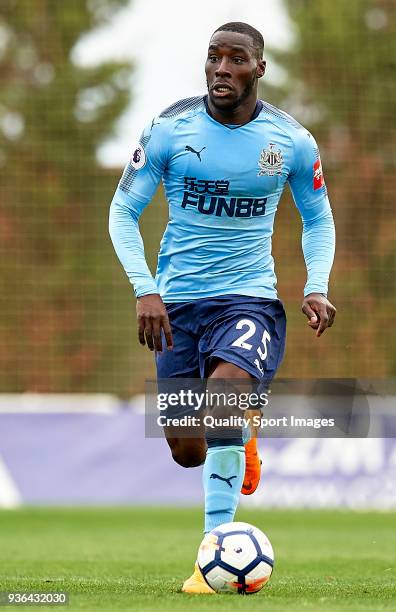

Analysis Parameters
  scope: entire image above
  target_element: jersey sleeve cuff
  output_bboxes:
[134,281,160,298]
[304,284,328,297]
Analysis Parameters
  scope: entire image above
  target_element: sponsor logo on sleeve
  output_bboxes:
[313,158,325,190]
[130,144,146,170]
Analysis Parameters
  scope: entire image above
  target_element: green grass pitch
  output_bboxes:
[0,508,395,610]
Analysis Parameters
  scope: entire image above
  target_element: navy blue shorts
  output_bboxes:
[156,295,286,385]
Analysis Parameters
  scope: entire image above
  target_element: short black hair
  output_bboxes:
[213,22,264,59]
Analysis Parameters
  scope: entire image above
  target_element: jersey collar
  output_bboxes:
[203,95,263,130]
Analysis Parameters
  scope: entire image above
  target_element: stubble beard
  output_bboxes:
[207,71,257,112]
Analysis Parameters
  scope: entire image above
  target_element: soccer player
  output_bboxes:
[109,22,336,593]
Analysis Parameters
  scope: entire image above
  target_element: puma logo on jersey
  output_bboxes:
[150,118,160,131]
[185,145,206,161]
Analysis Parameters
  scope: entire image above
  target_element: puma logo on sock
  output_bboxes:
[210,473,237,488]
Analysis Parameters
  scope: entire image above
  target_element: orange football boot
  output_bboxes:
[241,437,262,495]
[182,563,216,594]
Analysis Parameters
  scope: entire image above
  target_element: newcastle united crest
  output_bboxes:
[258,143,283,176]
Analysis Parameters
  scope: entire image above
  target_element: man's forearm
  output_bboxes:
[109,189,158,297]
[301,209,335,297]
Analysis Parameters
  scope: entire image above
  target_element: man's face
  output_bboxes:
[205,31,265,112]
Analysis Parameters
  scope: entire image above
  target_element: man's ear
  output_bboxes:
[257,59,266,79]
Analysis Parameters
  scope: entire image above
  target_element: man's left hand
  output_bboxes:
[302,293,336,337]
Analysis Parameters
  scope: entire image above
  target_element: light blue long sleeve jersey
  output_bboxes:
[109,96,335,302]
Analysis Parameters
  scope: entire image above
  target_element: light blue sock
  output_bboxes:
[242,419,252,444]
[202,445,245,533]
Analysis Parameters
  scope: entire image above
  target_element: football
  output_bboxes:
[197,521,274,594]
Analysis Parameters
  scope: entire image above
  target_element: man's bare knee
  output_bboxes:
[167,438,206,468]
[209,359,252,380]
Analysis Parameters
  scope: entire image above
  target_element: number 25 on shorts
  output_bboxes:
[231,319,271,375]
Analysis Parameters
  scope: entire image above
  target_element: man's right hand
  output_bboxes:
[136,294,173,352]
